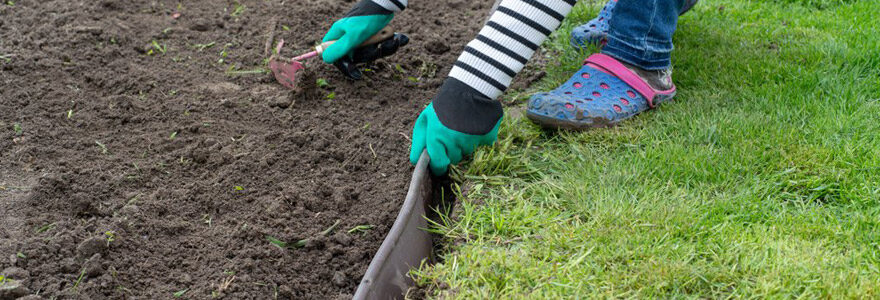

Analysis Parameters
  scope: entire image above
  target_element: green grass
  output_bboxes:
[413,0,880,298]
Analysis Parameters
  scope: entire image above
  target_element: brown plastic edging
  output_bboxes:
[353,151,433,300]
[354,4,501,298]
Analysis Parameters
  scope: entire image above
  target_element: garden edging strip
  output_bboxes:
[353,152,433,299]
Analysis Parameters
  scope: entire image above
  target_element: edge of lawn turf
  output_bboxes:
[353,151,434,300]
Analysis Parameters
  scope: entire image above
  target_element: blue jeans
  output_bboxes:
[601,0,686,70]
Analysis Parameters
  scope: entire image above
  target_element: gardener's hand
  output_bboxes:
[410,79,504,176]
[321,0,396,64]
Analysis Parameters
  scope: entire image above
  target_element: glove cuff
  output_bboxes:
[347,0,396,17]
[433,78,504,136]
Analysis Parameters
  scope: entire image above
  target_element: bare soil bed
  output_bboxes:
[0,0,493,298]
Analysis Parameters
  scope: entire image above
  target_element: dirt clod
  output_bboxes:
[332,233,353,246]
[425,40,451,55]
[189,20,215,32]
[0,279,29,300]
[268,95,293,109]
[448,0,466,9]
[332,271,348,287]
[220,98,236,108]
[76,237,107,260]
[83,254,104,277]
[202,82,243,95]
[0,268,29,282]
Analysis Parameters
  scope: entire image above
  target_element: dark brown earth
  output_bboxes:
[0,0,495,298]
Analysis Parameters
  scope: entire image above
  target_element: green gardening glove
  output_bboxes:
[321,0,395,64]
[410,79,504,176]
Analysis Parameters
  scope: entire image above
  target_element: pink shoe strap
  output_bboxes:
[584,54,675,107]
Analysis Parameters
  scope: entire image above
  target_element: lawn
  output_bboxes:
[413,0,880,298]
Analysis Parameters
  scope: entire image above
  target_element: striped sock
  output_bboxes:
[450,0,576,99]
[371,0,407,12]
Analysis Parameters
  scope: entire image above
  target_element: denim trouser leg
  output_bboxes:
[601,0,686,70]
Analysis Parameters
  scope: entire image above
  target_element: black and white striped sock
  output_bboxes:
[450,0,575,99]
[432,0,575,135]
[371,0,407,12]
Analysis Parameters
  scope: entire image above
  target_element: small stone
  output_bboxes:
[331,271,347,287]
[76,237,107,259]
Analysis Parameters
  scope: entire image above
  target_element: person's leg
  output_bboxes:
[527,0,686,129]
[680,0,699,15]
[601,0,684,71]
[485,0,503,26]
[570,0,697,50]
[568,0,620,49]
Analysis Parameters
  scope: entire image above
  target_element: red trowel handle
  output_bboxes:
[314,25,395,55]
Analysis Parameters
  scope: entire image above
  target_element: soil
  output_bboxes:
[0,0,495,299]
